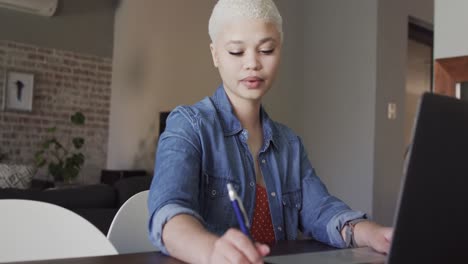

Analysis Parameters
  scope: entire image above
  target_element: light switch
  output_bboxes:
[388,102,397,120]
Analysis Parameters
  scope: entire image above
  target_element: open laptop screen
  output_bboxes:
[265,93,468,264]
[388,93,468,263]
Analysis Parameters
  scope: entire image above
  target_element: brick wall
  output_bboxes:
[0,40,112,184]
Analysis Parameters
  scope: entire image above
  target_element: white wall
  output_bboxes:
[264,0,305,135]
[303,0,432,225]
[405,40,432,148]
[107,0,305,171]
[0,0,115,57]
[303,0,378,216]
[107,0,218,171]
[434,0,468,59]
[407,0,434,24]
[373,0,408,225]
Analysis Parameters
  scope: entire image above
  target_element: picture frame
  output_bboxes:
[2,70,34,111]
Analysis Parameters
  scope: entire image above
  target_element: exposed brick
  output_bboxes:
[98,65,112,72]
[81,62,97,69]
[16,60,36,68]
[7,42,17,48]
[13,43,36,52]
[37,48,53,55]
[28,54,45,61]
[58,67,72,73]
[45,55,62,63]
[0,40,112,184]
[64,59,79,67]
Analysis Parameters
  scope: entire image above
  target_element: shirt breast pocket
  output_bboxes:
[281,190,302,239]
[202,170,239,235]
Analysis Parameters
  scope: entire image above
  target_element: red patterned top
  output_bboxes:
[250,184,276,245]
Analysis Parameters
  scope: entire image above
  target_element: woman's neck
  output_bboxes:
[232,100,262,132]
[223,86,262,131]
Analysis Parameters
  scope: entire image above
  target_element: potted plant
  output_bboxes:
[34,112,86,184]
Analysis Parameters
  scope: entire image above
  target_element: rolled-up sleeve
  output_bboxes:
[149,204,205,254]
[326,210,367,248]
[147,107,204,254]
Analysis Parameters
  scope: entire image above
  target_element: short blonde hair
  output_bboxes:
[208,0,283,43]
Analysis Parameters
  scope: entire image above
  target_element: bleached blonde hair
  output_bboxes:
[208,0,283,43]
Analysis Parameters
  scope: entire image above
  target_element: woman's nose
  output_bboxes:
[243,52,261,71]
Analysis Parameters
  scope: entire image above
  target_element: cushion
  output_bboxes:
[0,188,41,199]
[0,164,35,189]
[42,184,117,209]
[0,184,117,209]
[114,176,152,206]
[73,208,118,234]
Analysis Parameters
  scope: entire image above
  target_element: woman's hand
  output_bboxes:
[353,221,393,254]
[209,228,270,264]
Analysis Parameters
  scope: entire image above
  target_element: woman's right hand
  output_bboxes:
[209,228,270,264]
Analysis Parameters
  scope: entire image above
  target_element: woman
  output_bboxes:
[148,0,392,263]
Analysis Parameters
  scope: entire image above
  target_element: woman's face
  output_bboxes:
[210,19,281,106]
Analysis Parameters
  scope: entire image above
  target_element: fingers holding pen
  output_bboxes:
[224,184,270,263]
[210,228,269,264]
[227,229,271,260]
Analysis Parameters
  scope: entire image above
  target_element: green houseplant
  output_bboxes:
[35,112,86,183]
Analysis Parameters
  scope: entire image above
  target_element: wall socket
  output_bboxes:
[387,102,397,120]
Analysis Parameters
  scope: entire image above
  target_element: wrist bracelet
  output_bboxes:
[344,218,366,248]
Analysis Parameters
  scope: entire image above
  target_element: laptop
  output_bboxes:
[265,93,468,264]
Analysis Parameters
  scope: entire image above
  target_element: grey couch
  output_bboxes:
[0,176,153,234]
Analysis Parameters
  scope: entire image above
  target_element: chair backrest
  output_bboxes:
[107,190,157,254]
[0,199,117,263]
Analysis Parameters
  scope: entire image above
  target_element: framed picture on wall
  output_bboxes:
[3,70,34,111]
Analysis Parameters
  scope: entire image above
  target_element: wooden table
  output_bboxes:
[9,240,337,264]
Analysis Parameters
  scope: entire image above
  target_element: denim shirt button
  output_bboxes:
[211,190,216,196]
[241,130,248,140]
[250,181,255,187]
[261,159,266,164]
[277,226,282,231]
[271,192,276,197]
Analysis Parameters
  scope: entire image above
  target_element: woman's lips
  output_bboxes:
[241,77,264,89]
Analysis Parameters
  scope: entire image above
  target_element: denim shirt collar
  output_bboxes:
[212,85,277,150]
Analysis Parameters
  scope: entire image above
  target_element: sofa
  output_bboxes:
[0,175,153,234]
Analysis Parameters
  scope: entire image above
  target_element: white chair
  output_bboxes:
[0,199,117,263]
[107,190,157,254]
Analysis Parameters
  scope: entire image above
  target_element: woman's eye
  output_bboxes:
[260,49,274,55]
[229,51,243,56]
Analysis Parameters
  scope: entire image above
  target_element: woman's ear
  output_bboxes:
[210,43,219,68]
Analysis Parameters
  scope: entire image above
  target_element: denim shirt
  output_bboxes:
[148,86,366,254]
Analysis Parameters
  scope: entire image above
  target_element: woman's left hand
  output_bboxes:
[353,221,393,254]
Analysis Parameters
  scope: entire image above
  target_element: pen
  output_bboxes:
[227,183,251,238]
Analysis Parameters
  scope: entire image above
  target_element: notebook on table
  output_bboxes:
[265,93,468,264]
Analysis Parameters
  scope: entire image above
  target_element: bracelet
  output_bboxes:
[344,218,367,248]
